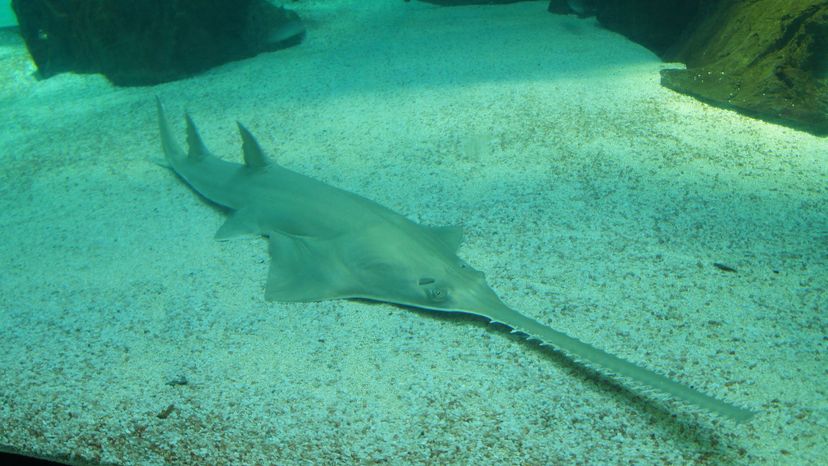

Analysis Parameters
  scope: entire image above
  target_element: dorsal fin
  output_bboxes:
[184,113,209,161]
[237,123,270,169]
[156,97,185,164]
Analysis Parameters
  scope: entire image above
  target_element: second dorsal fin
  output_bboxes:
[237,123,269,169]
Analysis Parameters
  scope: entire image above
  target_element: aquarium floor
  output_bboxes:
[0,1,825,465]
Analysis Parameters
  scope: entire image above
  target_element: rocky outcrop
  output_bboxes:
[549,0,828,134]
[660,1,828,135]
[11,0,305,86]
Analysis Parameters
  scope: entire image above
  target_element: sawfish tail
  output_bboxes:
[490,307,756,422]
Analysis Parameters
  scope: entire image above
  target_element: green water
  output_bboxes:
[0,1,15,28]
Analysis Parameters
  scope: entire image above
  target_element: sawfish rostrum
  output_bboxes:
[156,99,754,422]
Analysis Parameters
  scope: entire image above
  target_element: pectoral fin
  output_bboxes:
[264,233,355,302]
[215,208,261,240]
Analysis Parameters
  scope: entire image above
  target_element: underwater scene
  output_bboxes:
[0,0,826,464]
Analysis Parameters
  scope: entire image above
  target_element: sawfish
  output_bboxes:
[156,99,754,422]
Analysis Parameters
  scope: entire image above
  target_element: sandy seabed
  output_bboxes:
[0,1,825,464]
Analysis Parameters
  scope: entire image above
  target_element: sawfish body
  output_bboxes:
[156,99,754,422]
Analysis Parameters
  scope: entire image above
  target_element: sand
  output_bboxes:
[0,1,826,464]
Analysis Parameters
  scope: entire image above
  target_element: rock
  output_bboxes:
[596,0,701,55]
[11,0,305,86]
[548,0,828,134]
[660,0,828,135]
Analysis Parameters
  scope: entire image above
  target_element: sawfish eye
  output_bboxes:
[426,287,448,303]
[418,278,447,302]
